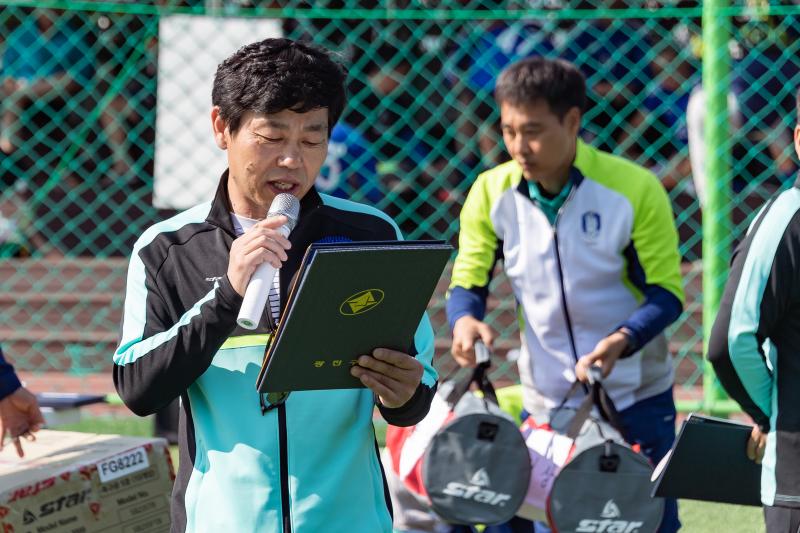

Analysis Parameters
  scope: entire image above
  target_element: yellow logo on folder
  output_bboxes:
[340,289,384,316]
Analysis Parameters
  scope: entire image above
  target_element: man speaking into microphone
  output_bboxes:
[113,38,437,533]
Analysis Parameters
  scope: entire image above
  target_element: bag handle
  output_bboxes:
[445,341,499,408]
[591,372,625,433]
[565,368,626,440]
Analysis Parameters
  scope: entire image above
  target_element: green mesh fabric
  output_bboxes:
[1,2,798,403]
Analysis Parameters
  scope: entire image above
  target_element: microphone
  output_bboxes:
[236,193,301,330]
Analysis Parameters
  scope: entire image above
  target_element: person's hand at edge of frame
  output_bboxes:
[227,215,292,296]
[351,349,423,408]
[0,386,45,458]
[747,424,767,465]
[450,315,496,368]
[574,329,631,383]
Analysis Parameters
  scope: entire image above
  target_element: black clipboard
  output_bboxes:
[651,413,762,506]
[255,240,452,393]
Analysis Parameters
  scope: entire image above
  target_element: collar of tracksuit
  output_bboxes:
[525,167,583,225]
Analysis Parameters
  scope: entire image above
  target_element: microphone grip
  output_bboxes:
[235,225,290,330]
[237,262,277,330]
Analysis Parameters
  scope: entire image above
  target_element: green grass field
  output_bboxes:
[60,416,765,532]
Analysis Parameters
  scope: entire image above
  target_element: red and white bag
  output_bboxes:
[385,387,455,500]
[516,418,577,522]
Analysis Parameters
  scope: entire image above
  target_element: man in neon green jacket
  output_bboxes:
[447,57,684,532]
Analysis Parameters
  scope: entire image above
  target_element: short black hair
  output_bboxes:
[212,38,346,136]
[495,57,586,120]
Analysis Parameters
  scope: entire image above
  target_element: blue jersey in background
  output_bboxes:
[317,123,381,204]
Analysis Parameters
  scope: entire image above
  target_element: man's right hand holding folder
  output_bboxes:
[351,348,424,408]
[747,425,767,465]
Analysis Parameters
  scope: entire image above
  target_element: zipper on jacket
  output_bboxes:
[272,277,291,533]
[551,228,581,365]
[551,191,590,395]
[278,403,291,533]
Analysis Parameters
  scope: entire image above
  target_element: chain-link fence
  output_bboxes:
[1,1,798,404]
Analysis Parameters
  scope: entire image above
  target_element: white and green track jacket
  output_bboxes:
[447,140,684,413]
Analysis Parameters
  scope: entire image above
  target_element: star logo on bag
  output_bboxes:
[23,510,36,525]
[470,468,491,487]
[601,499,621,519]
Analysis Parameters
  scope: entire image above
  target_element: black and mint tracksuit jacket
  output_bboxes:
[113,172,438,532]
[709,177,800,508]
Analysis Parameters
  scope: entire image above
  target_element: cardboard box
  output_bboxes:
[0,430,175,533]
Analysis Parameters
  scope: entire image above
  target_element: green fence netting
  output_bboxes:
[1,2,798,405]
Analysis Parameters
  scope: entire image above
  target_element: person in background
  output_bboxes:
[708,88,800,533]
[621,39,698,194]
[316,122,381,204]
[686,5,800,205]
[363,39,462,240]
[561,2,652,153]
[447,57,684,532]
[448,15,556,168]
[0,8,93,155]
[0,345,44,457]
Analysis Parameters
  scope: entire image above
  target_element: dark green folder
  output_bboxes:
[256,240,452,393]
[651,413,762,506]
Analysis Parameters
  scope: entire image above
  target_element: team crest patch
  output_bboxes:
[581,212,601,241]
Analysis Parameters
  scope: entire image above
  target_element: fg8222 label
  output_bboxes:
[97,447,150,483]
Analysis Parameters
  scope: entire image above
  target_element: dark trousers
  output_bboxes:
[765,505,800,533]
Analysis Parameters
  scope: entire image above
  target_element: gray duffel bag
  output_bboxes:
[547,373,665,533]
[421,362,531,525]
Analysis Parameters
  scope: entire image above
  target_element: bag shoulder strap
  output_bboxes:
[445,361,498,408]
